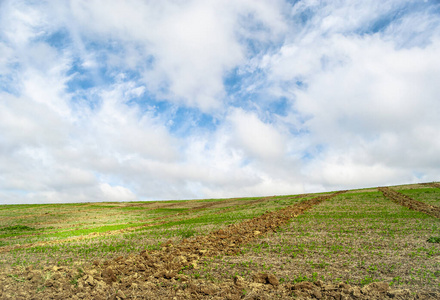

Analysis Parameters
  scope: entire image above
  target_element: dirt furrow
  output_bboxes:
[149,196,274,222]
[213,194,311,215]
[423,182,440,189]
[212,196,274,215]
[3,189,433,299]
[0,197,272,252]
[379,187,440,218]
[22,192,346,295]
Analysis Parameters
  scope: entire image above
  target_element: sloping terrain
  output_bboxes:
[379,187,440,218]
[1,184,440,299]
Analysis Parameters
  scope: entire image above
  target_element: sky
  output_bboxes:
[1,0,440,204]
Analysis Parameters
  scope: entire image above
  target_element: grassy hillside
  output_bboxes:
[1,183,440,299]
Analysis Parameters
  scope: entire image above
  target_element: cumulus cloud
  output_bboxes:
[260,0,440,191]
[228,109,286,160]
[65,0,287,111]
[0,0,439,204]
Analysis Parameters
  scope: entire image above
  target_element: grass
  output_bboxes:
[1,183,440,295]
[397,187,440,206]
[0,195,309,268]
[427,237,440,243]
[0,225,36,231]
[181,187,440,293]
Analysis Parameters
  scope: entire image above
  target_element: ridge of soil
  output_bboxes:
[0,195,281,253]
[150,196,274,221]
[423,182,440,189]
[1,191,361,299]
[214,194,312,214]
[379,187,440,218]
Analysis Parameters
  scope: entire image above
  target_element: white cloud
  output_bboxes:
[266,38,440,191]
[89,83,179,161]
[228,109,286,160]
[294,35,440,145]
[99,183,136,202]
[1,0,440,204]
[67,0,287,111]
[0,0,47,46]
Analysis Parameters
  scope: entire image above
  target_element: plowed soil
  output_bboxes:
[2,187,439,299]
[379,187,440,218]
[0,192,354,299]
[423,182,440,189]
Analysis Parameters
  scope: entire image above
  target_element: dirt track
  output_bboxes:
[2,189,436,299]
[379,187,440,218]
[0,191,350,299]
[423,182,440,189]
[0,196,278,253]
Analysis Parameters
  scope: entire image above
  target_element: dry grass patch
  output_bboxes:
[187,191,440,294]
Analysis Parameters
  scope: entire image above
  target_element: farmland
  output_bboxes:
[1,183,440,299]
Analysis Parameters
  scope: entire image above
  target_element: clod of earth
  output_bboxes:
[2,188,440,299]
[0,191,347,299]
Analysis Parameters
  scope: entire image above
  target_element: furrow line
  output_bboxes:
[100,190,347,284]
[422,182,440,189]
[2,190,348,299]
[379,187,440,218]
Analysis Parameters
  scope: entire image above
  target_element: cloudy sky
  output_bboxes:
[1,0,439,204]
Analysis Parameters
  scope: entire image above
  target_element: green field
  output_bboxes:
[0,194,311,268]
[1,183,440,299]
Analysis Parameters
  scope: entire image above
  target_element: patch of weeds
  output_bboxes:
[70,278,79,287]
[240,260,255,269]
[146,242,162,251]
[279,276,290,284]
[204,272,216,282]
[427,237,440,243]
[44,223,137,239]
[261,262,272,270]
[360,276,375,286]
[367,264,378,273]
[179,265,190,274]
[178,228,197,238]
[7,274,26,282]
[292,274,309,283]
[310,260,330,269]
[1,225,36,231]
[390,276,403,286]
[153,208,188,214]
[292,272,318,283]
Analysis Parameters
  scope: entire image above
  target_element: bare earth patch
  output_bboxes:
[1,185,440,299]
[379,187,440,218]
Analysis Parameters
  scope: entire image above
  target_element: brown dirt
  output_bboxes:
[0,196,278,253]
[0,191,354,299]
[0,208,115,223]
[423,182,440,189]
[147,196,281,225]
[379,187,440,218]
[214,194,311,215]
[2,190,437,299]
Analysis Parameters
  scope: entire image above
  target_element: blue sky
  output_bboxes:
[1,0,440,204]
